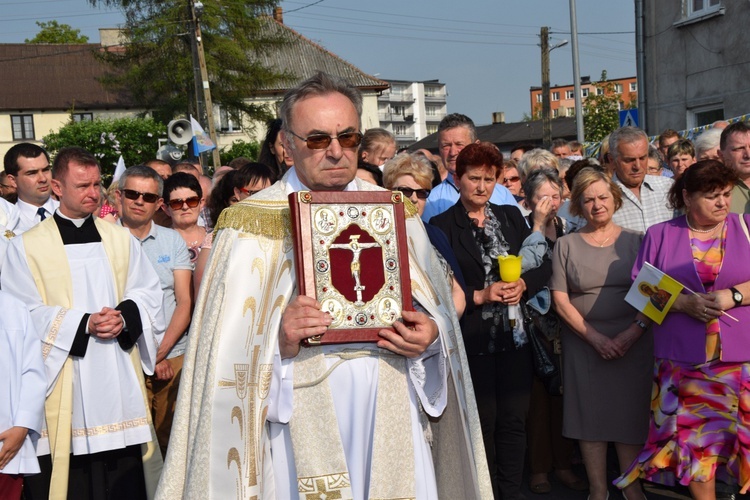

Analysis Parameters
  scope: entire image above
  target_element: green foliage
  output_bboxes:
[219,140,260,166]
[42,117,166,184]
[583,70,621,142]
[25,21,90,44]
[86,0,291,125]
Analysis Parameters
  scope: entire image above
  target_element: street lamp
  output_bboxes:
[540,26,568,149]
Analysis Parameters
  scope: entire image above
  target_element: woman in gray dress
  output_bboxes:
[550,168,653,500]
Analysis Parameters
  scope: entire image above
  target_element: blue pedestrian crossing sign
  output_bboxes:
[619,109,639,128]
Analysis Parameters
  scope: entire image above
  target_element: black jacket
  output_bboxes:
[430,201,552,354]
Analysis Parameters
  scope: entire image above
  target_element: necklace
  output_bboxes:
[686,218,723,233]
[586,226,617,247]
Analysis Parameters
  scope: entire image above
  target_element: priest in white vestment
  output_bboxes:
[158,72,492,500]
[2,147,165,500]
[0,291,45,499]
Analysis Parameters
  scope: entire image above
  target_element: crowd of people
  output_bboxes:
[1,70,750,500]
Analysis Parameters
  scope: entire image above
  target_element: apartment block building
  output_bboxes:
[378,79,447,149]
[529,75,638,118]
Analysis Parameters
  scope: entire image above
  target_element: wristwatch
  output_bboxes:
[633,319,648,331]
[730,287,743,307]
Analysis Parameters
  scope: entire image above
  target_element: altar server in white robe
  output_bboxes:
[0,291,45,500]
[157,72,492,500]
[2,147,165,500]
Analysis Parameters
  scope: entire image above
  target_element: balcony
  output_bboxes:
[423,93,446,103]
[378,91,414,103]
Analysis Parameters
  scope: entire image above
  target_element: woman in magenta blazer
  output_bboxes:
[616,160,750,499]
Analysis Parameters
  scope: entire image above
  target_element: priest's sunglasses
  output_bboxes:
[122,189,160,204]
[395,187,431,200]
[287,130,363,150]
[167,196,201,210]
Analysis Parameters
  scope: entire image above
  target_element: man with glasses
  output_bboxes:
[117,165,193,460]
[158,72,491,500]
[421,113,518,222]
[2,147,165,499]
[3,143,57,235]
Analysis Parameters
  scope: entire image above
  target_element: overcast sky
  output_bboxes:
[0,0,636,125]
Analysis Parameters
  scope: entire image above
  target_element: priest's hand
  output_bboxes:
[154,360,175,381]
[0,426,29,470]
[378,310,438,358]
[279,295,332,359]
[88,307,124,339]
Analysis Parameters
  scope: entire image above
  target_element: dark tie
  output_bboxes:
[37,207,47,221]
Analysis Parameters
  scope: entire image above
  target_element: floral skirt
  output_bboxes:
[615,358,750,488]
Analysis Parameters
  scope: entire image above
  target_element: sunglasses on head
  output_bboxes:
[122,189,160,204]
[395,186,431,200]
[167,196,201,210]
[287,130,363,150]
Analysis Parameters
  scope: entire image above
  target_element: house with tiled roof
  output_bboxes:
[0,9,388,160]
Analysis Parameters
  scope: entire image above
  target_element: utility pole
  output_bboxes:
[191,0,221,168]
[541,27,551,150]
[569,0,584,142]
[540,27,568,150]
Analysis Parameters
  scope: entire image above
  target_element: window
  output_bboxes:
[536,94,543,103]
[552,92,560,101]
[552,108,559,118]
[565,90,575,100]
[427,124,438,135]
[219,107,241,133]
[614,83,623,94]
[394,125,407,136]
[391,105,405,116]
[617,101,626,111]
[690,0,721,15]
[629,82,637,92]
[11,115,34,141]
[596,87,604,96]
[426,106,438,116]
[72,113,93,122]
[688,104,724,128]
[581,88,589,98]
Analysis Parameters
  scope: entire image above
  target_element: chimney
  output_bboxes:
[273,7,283,24]
[492,112,505,124]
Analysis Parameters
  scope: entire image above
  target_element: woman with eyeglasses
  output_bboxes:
[163,172,205,264]
[382,152,466,316]
[430,142,553,499]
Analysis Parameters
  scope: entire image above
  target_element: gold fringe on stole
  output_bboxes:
[214,200,291,239]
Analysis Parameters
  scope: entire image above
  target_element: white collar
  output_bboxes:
[284,167,358,196]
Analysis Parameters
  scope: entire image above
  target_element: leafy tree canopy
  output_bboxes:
[220,140,260,166]
[43,116,166,185]
[86,0,290,126]
[26,21,90,44]
[583,70,623,142]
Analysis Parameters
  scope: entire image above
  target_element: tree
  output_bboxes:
[86,0,291,126]
[43,116,166,184]
[25,21,90,44]
[583,71,621,142]
[220,140,260,166]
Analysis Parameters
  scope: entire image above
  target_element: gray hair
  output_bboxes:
[522,167,563,202]
[608,126,648,160]
[694,128,722,158]
[280,71,363,139]
[118,165,164,197]
[648,144,662,163]
[518,148,559,178]
[437,113,477,142]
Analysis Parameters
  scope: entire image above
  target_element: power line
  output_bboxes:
[285,0,325,14]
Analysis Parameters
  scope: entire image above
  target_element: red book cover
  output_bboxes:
[288,190,413,345]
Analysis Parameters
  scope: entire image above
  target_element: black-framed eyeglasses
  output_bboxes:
[167,196,201,210]
[287,130,363,150]
[122,189,160,204]
[395,186,431,200]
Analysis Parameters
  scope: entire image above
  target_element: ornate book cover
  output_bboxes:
[289,190,414,345]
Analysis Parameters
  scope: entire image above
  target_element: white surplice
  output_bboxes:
[1,215,165,456]
[0,290,45,475]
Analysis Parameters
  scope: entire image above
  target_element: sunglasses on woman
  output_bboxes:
[122,189,160,204]
[167,196,201,210]
[394,186,431,200]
